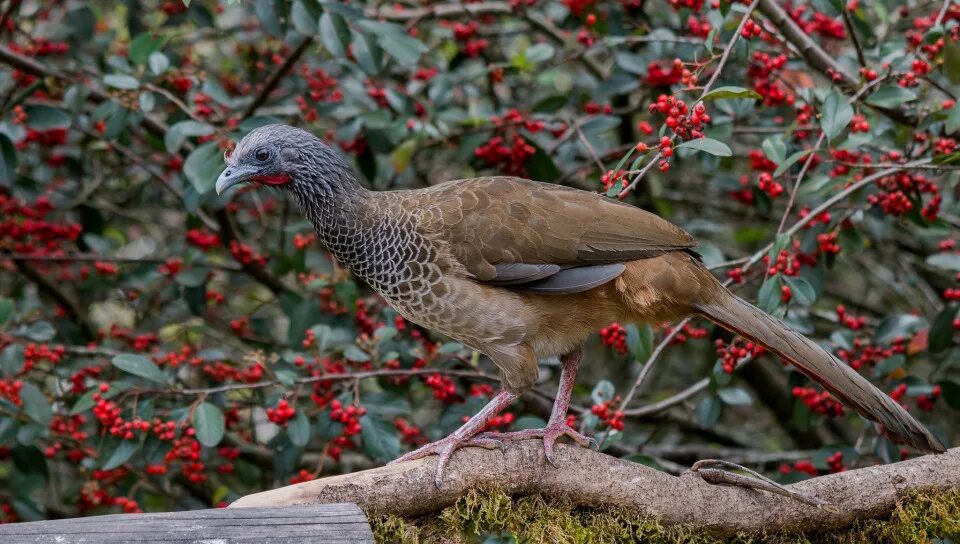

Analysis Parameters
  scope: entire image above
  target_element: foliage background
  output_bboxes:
[0,0,958,530]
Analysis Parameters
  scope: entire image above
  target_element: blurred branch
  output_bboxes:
[241,37,314,119]
[4,253,242,272]
[232,440,960,537]
[10,260,95,339]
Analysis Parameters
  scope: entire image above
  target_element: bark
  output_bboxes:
[231,441,959,536]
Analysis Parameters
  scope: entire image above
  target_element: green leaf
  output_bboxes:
[757,275,782,313]
[939,380,960,410]
[591,380,615,405]
[193,402,225,447]
[774,149,816,177]
[351,31,381,76]
[128,33,164,66]
[24,105,71,130]
[784,276,816,305]
[183,141,224,194]
[103,74,140,90]
[344,345,370,362]
[319,12,350,57]
[875,314,927,344]
[944,39,960,85]
[696,396,722,427]
[69,382,130,415]
[20,383,52,426]
[820,90,852,140]
[0,297,13,326]
[148,52,170,75]
[874,354,906,378]
[360,414,400,462]
[525,43,555,63]
[946,105,960,135]
[0,344,23,376]
[0,133,17,187]
[929,305,959,353]
[165,120,216,153]
[288,410,311,447]
[926,252,960,272]
[718,387,752,406]
[377,30,428,66]
[112,353,168,384]
[761,135,787,164]
[701,86,762,101]
[626,324,653,361]
[290,0,320,35]
[676,137,732,157]
[255,0,284,36]
[865,86,917,108]
[102,439,140,470]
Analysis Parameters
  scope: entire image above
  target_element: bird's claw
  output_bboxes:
[477,423,596,466]
[389,435,503,488]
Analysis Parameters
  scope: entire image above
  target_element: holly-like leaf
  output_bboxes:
[927,253,960,272]
[102,439,140,470]
[0,133,16,187]
[865,86,917,108]
[343,345,370,362]
[762,135,787,164]
[24,105,70,130]
[360,414,400,462]
[774,149,816,177]
[20,383,52,427]
[103,74,140,90]
[757,275,782,313]
[784,276,817,305]
[874,354,906,378]
[193,402,225,447]
[718,387,752,406]
[676,137,732,157]
[929,305,959,353]
[0,297,13,326]
[165,120,216,153]
[591,380,615,405]
[287,410,311,447]
[626,324,653,361]
[701,86,762,101]
[183,141,224,194]
[820,90,853,140]
[112,353,168,384]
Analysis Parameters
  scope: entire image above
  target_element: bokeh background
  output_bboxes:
[0,0,958,524]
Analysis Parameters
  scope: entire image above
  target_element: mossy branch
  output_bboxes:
[230,441,960,537]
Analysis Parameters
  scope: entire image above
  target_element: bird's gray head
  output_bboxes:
[215,124,356,199]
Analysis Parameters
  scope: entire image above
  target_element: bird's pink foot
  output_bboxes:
[389,434,503,488]
[477,423,597,466]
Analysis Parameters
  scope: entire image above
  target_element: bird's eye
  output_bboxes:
[254,148,270,162]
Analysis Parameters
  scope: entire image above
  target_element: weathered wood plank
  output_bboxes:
[0,504,374,544]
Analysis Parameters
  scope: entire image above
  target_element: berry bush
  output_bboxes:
[0,0,958,524]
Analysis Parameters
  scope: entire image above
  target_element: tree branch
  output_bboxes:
[230,441,959,536]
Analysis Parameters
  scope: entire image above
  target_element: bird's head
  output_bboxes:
[215,124,355,198]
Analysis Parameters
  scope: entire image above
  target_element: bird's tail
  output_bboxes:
[696,284,946,454]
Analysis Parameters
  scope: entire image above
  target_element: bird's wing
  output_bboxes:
[413,176,697,290]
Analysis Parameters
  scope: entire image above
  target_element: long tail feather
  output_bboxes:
[697,287,945,454]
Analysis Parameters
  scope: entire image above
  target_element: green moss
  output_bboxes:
[369,486,960,544]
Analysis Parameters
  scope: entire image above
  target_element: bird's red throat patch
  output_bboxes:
[250,173,291,186]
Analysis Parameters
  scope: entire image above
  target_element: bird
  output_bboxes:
[216,124,946,487]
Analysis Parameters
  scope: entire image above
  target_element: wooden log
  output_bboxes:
[0,503,374,543]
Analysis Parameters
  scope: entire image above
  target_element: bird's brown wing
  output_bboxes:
[412,176,697,286]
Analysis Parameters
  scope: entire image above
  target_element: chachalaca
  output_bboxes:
[216,124,946,486]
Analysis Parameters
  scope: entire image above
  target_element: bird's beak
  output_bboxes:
[215,164,260,195]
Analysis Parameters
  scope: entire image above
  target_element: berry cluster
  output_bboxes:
[591,399,624,431]
[715,338,765,374]
[265,399,296,426]
[599,322,628,354]
[648,95,709,141]
[793,387,844,417]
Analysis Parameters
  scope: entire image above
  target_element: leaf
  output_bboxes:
[0,297,13,326]
[944,38,960,85]
[874,354,906,378]
[102,439,139,470]
[19,383,52,426]
[148,52,170,75]
[696,396,722,428]
[290,0,320,35]
[351,31,381,76]
[676,137,732,157]
[591,380,615,405]
[319,12,350,57]
[255,0,284,36]
[929,305,959,353]
[183,141,224,194]
[701,86,762,101]
[112,353,168,384]
[757,275,782,313]
[103,74,140,90]
[718,387,752,406]
[926,253,960,272]
[865,86,917,108]
[947,105,960,135]
[193,402,225,447]
[784,276,817,305]
[875,314,927,344]
[360,414,400,462]
[0,133,17,187]
[774,149,815,177]
[626,324,653,361]
[378,30,428,66]
[525,43,555,63]
[939,380,960,410]
[24,105,70,130]
[820,90,853,140]
[287,410,311,447]
[761,135,786,164]
[344,345,370,362]
[128,33,163,65]
[0,344,23,376]
[69,382,130,415]
[165,120,216,153]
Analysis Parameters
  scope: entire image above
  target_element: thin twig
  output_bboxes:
[935,0,954,26]
[241,37,314,119]
[840,9,867,69]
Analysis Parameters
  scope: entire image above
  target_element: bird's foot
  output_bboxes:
[477,423,597,466]
[389,434,503,488]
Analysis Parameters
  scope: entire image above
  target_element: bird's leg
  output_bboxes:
[389,389,517,488]
[476,347,596,465]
